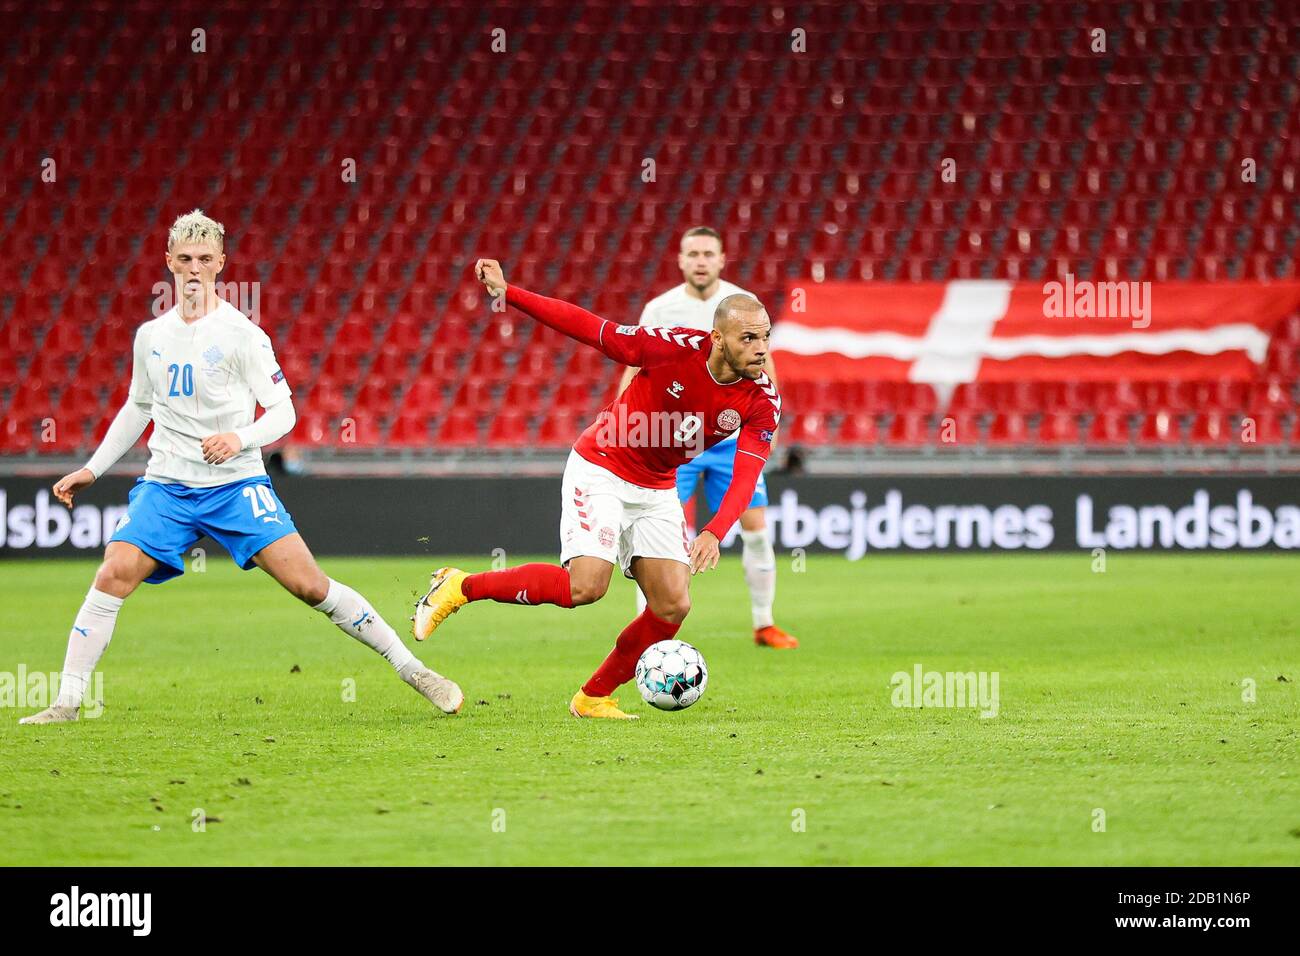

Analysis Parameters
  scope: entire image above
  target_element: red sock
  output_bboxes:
[582,608,681,697]
[461,564,574,608]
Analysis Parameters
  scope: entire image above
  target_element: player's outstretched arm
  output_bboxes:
[474,259,646,365]
[56,399,154,508]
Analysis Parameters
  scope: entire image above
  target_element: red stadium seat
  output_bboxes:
[1238,411,1283,448]
[487,409,532,447]
[1136,412,1183,446]
[434,409,480,446]
[934,412,980,447]
[537,409,588,447]
[1188,412,1230,446]
[986,412,1031,445]
[1038,412,1081,445]
[1087,412,1131,446]
[786,413,833,446]
[387,413,433,448]
[887,412,931,447]
[835,413,879,445]
[0,417,35,454]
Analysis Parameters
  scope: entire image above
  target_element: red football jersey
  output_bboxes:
[504,287,783,540]
[573,329,781,490]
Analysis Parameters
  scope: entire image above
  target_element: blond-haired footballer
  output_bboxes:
[20,210,462,724]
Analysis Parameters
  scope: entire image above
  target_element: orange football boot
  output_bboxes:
[754,625,799,649]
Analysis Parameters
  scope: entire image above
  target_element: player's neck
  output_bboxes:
[178,289,220,324]
[684,279,720,301]
[706,348,742,384]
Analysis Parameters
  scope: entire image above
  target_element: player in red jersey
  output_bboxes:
[411,259,782,719]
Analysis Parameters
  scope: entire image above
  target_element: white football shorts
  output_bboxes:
[559,450,690,578]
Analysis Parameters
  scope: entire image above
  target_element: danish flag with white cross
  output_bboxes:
[771,280,1300,387]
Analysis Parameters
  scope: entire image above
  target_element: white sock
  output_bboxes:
[55,587,123,709]
[314,578,420,679]
[740,529,777,630]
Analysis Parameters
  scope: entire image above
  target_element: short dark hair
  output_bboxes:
[681,226,722,250]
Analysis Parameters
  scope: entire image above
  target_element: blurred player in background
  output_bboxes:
[616,227,797,649]
[19,209,462,724]
[412,259,781,719]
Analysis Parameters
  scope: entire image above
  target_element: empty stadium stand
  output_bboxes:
[0,0,1297,460]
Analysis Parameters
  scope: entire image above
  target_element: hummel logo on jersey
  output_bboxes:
[667,381,685,399]
[647,327,707,349]
[515,590,532,605]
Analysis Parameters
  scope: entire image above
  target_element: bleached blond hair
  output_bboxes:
[167,208,225,251]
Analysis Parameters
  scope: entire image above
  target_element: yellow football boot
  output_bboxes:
[411,567,469,641]
[569,690,639,720]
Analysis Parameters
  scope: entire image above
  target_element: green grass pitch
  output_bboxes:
[1,553,1296,866]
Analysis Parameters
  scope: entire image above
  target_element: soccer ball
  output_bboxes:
[635,640,708,711]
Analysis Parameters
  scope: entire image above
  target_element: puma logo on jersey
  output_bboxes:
[666,381,685,399]
[515,590,532,605]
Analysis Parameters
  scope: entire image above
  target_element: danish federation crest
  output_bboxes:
[717,408,741,432]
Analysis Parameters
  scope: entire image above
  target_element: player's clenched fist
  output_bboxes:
[201,432,243,464]
[475,258,507,297]
[52,468,96,509]
[688,530,721,575]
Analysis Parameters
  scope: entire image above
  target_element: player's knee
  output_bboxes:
[297,574,330,606]
[652,593,691,624]
[93,559,138,597]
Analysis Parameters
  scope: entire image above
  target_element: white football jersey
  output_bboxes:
[636,279,752,333]
[637,279,753,443]
[129,299,292,487]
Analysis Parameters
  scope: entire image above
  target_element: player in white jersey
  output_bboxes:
[616,227,798,649]
[19,209,462,724]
